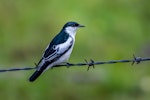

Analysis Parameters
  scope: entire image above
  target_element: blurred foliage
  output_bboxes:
[0,0,150,100]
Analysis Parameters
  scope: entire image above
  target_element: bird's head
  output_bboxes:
[63,22,85,36]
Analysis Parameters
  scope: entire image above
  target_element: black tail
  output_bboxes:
[29,61,51,82]
[29,70,43,82]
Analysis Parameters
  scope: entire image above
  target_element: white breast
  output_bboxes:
[55,36,75,63]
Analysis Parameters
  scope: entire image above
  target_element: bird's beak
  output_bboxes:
[78,24,85,27]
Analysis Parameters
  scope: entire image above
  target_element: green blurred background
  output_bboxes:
[0,0,150,100]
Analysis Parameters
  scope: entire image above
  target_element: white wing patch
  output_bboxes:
[56,37,73,54]
[43,36,73,61]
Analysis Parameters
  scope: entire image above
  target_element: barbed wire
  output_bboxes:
[0,55,150,72]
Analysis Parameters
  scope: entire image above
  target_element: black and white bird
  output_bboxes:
[29,21,85,82]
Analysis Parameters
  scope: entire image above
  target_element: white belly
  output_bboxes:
[56,44,74,63]
[44,41,75,70]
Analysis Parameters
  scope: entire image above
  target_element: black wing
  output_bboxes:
[43,31,69,59]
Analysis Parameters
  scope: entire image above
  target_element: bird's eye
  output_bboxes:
[72,23,79,27]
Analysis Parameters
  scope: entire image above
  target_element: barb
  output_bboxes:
[0,55,150,72]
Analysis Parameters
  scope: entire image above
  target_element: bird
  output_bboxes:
[29,21,85,82]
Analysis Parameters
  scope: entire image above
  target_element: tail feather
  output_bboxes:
[29,70,43,82]
[29,60,51,82]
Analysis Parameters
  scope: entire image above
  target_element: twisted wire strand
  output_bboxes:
[0,55,149,72]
